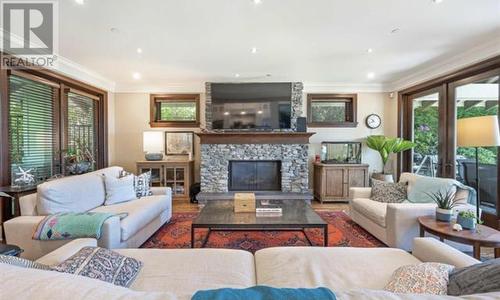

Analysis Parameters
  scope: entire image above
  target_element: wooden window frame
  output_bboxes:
[307,93,358,128]
[397,54,500,228]
[150,94,200,128]
[0,64,108,188]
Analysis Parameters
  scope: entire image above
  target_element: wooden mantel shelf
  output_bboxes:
[196,132,315,144]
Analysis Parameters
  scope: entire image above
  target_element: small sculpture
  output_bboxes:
[13,166,35,186]
[453,223,463,232]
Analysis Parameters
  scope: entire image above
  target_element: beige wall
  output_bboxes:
[110,90,397,186]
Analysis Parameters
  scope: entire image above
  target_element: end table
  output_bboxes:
[0,185,37,241]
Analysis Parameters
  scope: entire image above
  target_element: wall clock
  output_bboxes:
[366,114,381,129]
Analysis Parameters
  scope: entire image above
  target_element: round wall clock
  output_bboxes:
[366,114,381,129]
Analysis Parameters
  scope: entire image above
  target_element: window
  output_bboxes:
[8,74,57,184]
[1,68,108,187]
[150,94,200,127]
[66,91,98,174]
[307,94,357,127]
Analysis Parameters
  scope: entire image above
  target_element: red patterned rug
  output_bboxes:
[141,211,385,253]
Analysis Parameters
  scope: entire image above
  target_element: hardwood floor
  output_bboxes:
[172,199,349,213]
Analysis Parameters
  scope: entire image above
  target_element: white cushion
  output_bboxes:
[351,198,387,227]
[103,174,137,205]
[0,263,176,300]
[117,248,256,299]
[255,246,421,291]
[91,195,168,241]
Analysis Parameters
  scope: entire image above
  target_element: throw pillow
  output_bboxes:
[448,258,500,296]
[407,176,457,204]
[0,255,50,270]
[102,174,137,205]
[51,246,142,287]
[370,179,407,203]
[384,263,454,295]
[120,170,153,198]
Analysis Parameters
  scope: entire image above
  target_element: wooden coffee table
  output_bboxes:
[418,216,500,260]
[191,200,328,248]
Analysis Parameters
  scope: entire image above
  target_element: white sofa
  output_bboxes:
[349,172,477,251]
[1,238,498,300]
[4,166,172,260]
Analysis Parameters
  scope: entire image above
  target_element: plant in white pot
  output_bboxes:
[427,189,459,222]
[457,210,481,230]
[366,135,415,182]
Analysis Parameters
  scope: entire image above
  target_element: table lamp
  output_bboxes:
[143,131,164,161]
[457,115,500,219]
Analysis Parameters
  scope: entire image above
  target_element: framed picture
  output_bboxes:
[165,131,194,155]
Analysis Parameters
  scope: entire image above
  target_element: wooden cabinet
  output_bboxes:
[313,163,369,203]
[136,159,194,201]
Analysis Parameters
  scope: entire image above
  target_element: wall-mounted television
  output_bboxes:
[211,83,292,130]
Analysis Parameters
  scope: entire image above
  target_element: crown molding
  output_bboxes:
[387,38,500,92]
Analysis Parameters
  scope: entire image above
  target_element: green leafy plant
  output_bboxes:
[366,135,416,174]
[458,210,483,224]
[425,189,459,210]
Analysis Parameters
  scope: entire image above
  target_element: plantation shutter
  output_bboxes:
[67,91,97,172]
[8,74,57,185]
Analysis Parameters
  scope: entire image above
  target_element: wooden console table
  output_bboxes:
[418,216,500,260]
[313,163,369,203]
[137,159,194,201]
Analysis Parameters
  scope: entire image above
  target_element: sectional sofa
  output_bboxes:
[1,237,498,299]
[4,166,172,260]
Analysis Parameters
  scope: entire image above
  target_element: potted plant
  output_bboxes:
[457,210,481,230]
[427,189,459,222]
[63,138,95,175]
[366,135,415,182]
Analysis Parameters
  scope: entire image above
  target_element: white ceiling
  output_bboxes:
[57,0,500,92]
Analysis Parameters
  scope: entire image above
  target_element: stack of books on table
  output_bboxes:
[256,200,283,217]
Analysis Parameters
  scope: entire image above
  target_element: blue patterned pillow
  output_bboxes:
[120,170,153,198]
[51,247,142,287]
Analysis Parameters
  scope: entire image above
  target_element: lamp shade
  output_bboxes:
[457,116,500,147]
[143,131,164,153]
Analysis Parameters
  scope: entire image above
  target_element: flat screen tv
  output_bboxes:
[211,83,292,130]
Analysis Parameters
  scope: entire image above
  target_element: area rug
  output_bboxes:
[141,211,385,253]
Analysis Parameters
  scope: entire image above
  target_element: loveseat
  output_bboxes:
[1,238,498,299]
[4,166,172,260]
[349,173,477,251]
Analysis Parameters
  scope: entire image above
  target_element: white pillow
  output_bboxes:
[103,174,137,205]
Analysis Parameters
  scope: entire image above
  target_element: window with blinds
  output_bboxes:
[8,75,57,185]
[66,92,97,173]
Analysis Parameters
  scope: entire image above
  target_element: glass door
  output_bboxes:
[407,87,447,177]
[451,73,499,216]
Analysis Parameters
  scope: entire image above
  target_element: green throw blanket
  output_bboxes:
[33,212,115,240]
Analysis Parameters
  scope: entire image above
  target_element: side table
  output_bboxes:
[0,185,37,241]
[418,216,500,260]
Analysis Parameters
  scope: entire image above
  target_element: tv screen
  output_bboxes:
[211,83,292,130]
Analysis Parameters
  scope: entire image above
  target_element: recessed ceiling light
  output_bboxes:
[132,72,141,80]
[235,73,240,78]
[224,112,230,116]
[391,28,400,34]
[75,0,85,4]
[251,47,258,54]
[110,27,119,33]
[136,48,143,54]
[432,0,443,3]
[253,0,262,4]
[241,111,247,115]
[367,72,375,79]
[367,48,373,53]
[257,110,263,114]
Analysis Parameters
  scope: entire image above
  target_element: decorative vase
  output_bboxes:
[457,214,476,230]
[371,173,394,183]
[436,208,453,222]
